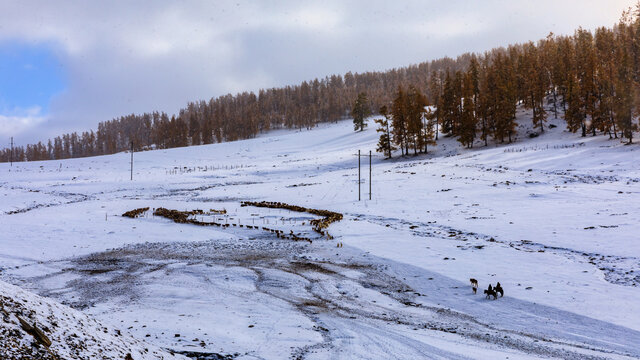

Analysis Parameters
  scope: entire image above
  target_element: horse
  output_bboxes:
[484,284,497,299]
[495,282,504,297]
[470,278,478,294]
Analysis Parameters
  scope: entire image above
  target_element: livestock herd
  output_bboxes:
[121,201,344,244]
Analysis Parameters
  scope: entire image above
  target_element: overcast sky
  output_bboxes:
[0,0,635,146]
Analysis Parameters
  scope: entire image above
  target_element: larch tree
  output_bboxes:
[423,106,437,153]
[613,18,638,143]
[405,85,428,155]
[457,72,477,148]
[391,86,409,155]
[440,70,461,136]
[541,33,560,119]
[428,70,443,140]
[594,26,618,137]
[487,52,514,143]
[520,42,548,133]
[477,54,491,146]
[188,113,201,145]
[574,28,597,137]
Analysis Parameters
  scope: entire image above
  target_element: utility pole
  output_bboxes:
[369,150,372,200]
[130,141,134,181]
[10,137,13,166]
[358,149,361,201]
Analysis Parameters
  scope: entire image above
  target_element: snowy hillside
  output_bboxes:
[1,106,640,359]
[0,280,184,359]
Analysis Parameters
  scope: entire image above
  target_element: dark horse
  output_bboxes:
[495,282,504,297]
[484,284,497,300]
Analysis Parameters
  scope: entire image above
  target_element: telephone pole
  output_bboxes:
[130,141,134,181]
[369,150,372,200]
[10,137,13,166]
[358,149,361,201]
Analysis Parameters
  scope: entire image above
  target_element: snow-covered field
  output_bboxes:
[1,107,640,359]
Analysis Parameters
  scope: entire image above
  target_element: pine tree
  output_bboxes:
[351,92,371,131]
[375,105,396,158]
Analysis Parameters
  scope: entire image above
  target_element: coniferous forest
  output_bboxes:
[2,8,640,163]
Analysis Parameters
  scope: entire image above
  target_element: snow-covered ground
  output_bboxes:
[0,280,185,359]
[1,107,640,359]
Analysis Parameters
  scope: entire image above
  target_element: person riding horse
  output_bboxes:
[495,282,504,297]
[484,284,497,299]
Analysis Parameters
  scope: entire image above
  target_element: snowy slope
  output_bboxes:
[1,106,640,359]
[0,279,185,359]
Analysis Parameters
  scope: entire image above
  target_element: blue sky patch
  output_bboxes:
[0,42,66,114]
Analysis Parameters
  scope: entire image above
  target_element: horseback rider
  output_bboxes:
[495,282,503,297]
